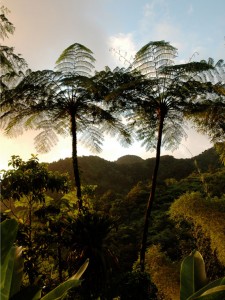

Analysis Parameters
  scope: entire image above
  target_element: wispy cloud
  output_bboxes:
[108,33,137,67]
[140,0,169,33]
[187,4,193,15]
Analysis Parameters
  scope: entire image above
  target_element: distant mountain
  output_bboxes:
[47,147,223,196]
[116,155,144,165]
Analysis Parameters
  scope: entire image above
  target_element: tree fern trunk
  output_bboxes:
[140,112,165,272]
[70,113,82,210]
[57,229,63,282]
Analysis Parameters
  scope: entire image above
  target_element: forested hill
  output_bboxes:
[47,147,223,195]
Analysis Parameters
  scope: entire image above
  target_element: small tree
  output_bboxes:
[67,211,117,299]
[1,155,70,285]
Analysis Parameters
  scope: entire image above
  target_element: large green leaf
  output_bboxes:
[9,246,24,298]
[40,280,81,300]
[70,258,89,280]
[187,278,225,300]
[193,286,225,300]
[1,219,18,263]
[180,250,207,300]
[1,246,16,300]
[41,259,89,300]
[0,219,88,300]
[0,219,19,300]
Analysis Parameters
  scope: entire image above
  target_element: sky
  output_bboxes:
[0,0,225,170]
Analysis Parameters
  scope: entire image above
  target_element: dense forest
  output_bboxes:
[1,147,225,299]
[47,147,223,196]
[1,5,225,300]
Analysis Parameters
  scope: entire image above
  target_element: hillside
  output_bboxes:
[47,147,223,195]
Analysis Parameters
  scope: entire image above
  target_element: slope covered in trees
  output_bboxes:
[1,148,225,299]
[47,147,222,195]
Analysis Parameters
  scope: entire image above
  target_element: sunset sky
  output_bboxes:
[0,0,225,170]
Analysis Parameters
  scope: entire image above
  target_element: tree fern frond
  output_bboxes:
[34,129,59,153]
[55,43,95,77]
[78,125,104,152]
[56,43,95,63]
[0,6,15,39]
[135,40,177,58]
[132,41,177,78]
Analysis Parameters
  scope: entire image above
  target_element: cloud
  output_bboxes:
[143,2,156,19]
[108,33,137,67]
[187,4,194,15]
[140,0,169,33]
[154,21,180,42]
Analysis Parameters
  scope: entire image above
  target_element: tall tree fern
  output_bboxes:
[0,43,131,210]
[106,40,221,271]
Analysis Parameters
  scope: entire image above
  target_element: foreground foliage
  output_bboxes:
[180,250,225,300]
[0,218,88,300]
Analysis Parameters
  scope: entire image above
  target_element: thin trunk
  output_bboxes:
[70,113,82,210]
[57,229,63,282]
[28,198,34,284]
[140,112,165,272]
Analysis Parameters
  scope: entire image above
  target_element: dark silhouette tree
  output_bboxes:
[67,211,117,299]
[0,43,131,211]
[105,41,221,271]
[131,41,225,271]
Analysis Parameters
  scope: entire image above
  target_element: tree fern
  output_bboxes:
[0,43,133,210]
[109,40,222,271]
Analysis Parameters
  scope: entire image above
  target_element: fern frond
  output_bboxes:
[34,129,59,153]
[55,43,95,77]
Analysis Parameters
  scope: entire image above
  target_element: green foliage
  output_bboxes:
[144,248,225,300]
[0,219,88,300]
[180,250,225,300]
[1,155,69,200]
[47,148,222,197]
[118,270,156,300]
[170,192,225,266]
[67,211,117,299]
[180,250,207,300]
[215,142,225,166]
[45,149,225,295]
[1,155,72,286]
[0,219,24,300]
[145,245,180,300]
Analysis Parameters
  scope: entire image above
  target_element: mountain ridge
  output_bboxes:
[47,147,223,196]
